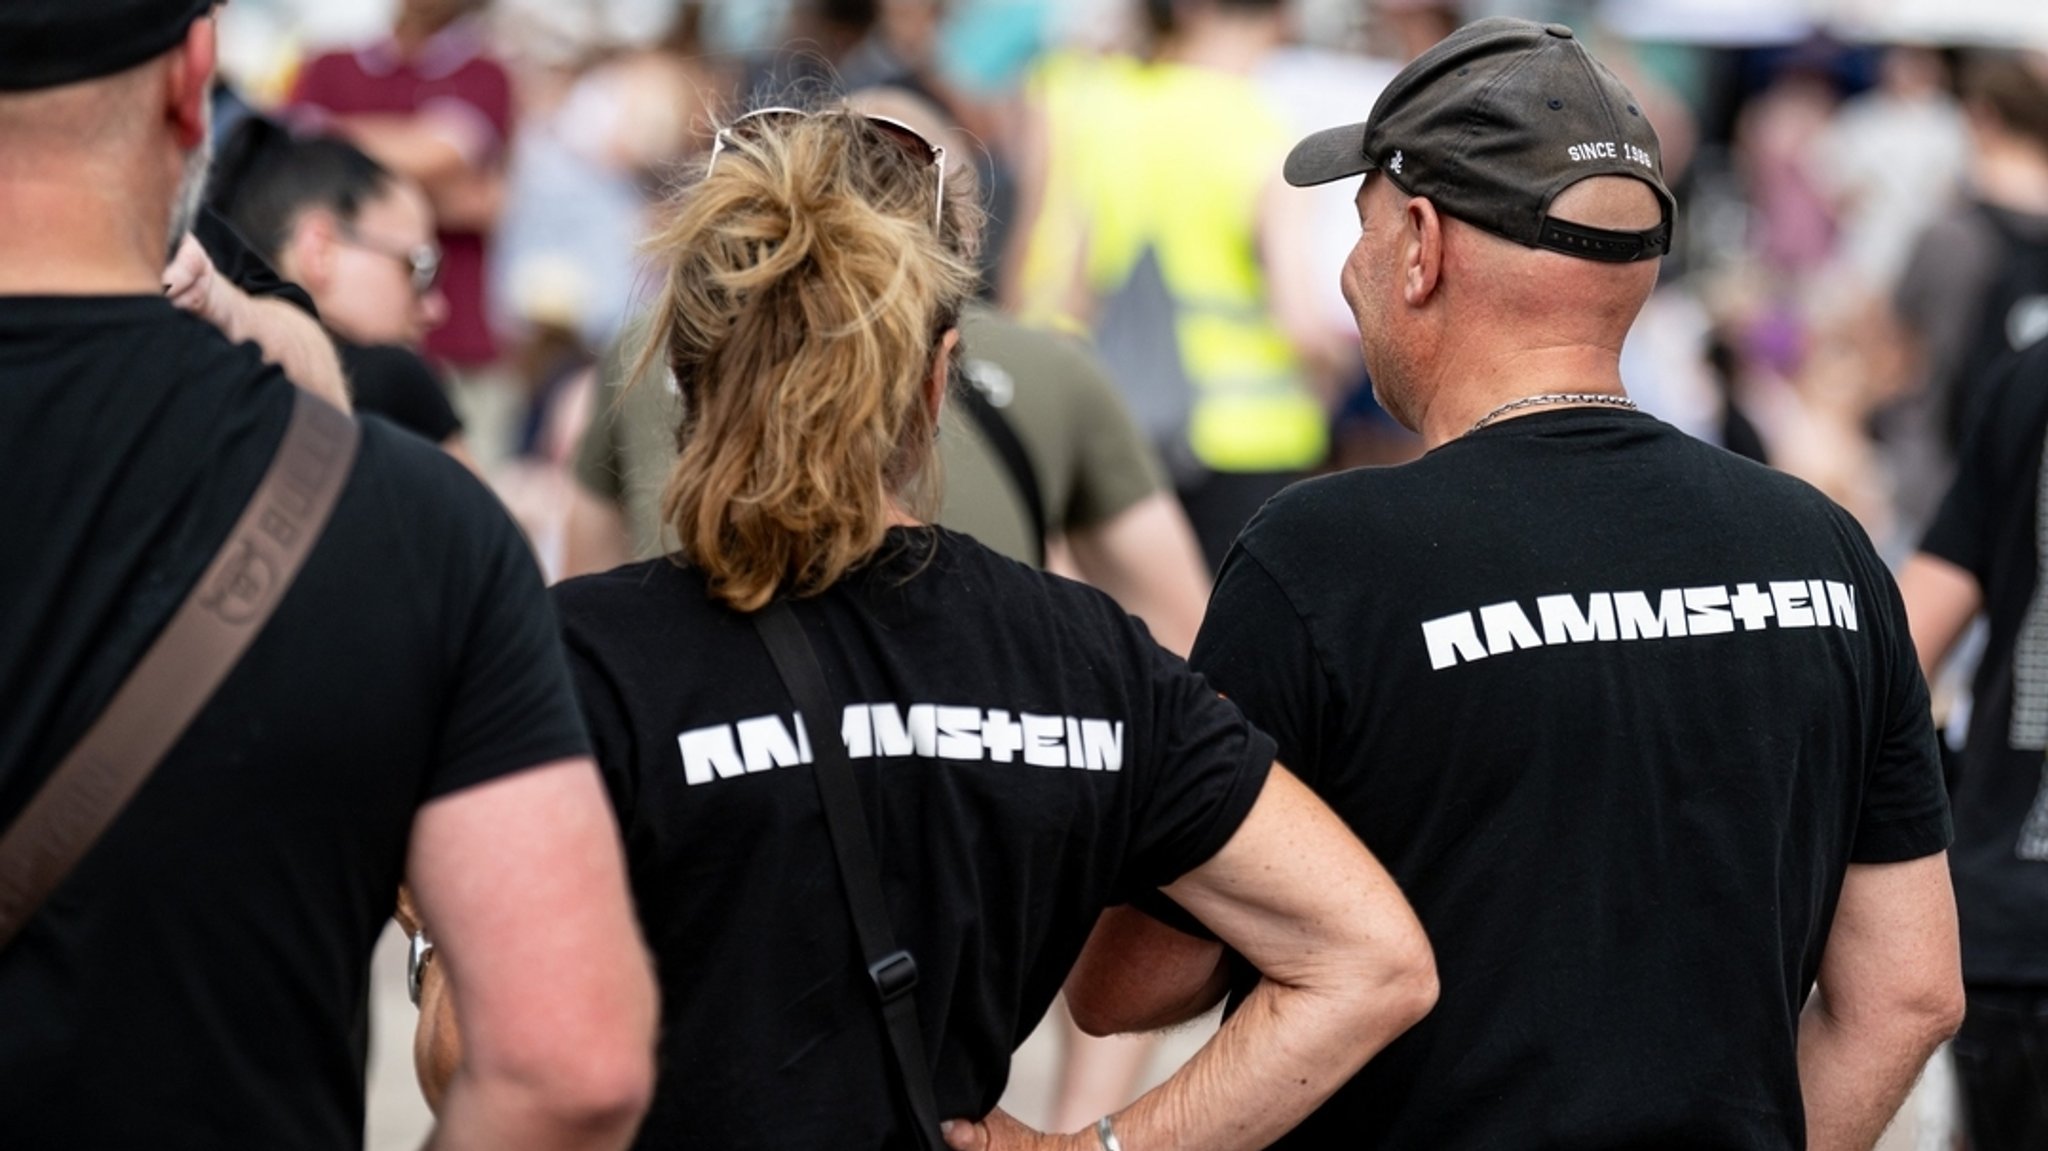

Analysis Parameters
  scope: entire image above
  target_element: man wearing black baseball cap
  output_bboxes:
[1069,18,1962,1149]
[0,5,655,1149]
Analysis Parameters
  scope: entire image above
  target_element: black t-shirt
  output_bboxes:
[0,296,587,1149]
[336,338,464,444]
[1920,340,2048,988]
[194,205,318,317]
[553,528,1273,1150]
[1188,409,1948,1151]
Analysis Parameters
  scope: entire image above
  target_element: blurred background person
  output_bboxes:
[1007,0,1342,570]
[1901,338,2048,1151]
[209,118,472,462]
[1885,50,2048,534]
[287,0,516,459]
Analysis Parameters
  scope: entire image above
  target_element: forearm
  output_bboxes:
[1065,904,1229,1036]
[1797,995,1945,1151]
[1107,970,1425,1151]
[233,295,351,411]
[1066,494,1211,658]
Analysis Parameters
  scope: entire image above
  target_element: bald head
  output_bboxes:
[1442,175,1663,348]
[1340,172,1664,441]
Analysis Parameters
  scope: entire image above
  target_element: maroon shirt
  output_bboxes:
[289,18,511,367]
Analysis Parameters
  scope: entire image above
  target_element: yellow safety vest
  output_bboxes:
[1019,52,1326,474]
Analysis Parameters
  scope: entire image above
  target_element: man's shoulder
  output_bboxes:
[338,413,520,564]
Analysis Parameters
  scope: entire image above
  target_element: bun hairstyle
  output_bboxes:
[641,104,983,612]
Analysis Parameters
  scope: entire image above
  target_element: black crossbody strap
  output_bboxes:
[752,601,947,1151]
[0,390,359,953]
[955,382,1047,567]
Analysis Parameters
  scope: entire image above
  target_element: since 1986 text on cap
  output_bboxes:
[1285,17,1676,263]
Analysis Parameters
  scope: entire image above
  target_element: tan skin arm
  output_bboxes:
[337,114,505,233]
[164,233,351,412]
[1797,853,1964,1151]
[405,759,658,1151]
[1256,174,1348,404]
[945,765,1437,1151]
[1065,905,1230,1037]
[1897,552,1982,680]
[1060,492,1213,659]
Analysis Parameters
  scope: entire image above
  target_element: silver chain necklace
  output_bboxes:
[1466,392,1638,435]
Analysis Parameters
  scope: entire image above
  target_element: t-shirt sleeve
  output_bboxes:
[558,604,640,825]
[1113,617,1275,902]
[1059,336,1167,531]
[1189,544,1329,783]
[1920,353,2026,578]
[1851,543,1953,863]
[344,344,463,444]
[425,469,591,799]
[194,207,319,318]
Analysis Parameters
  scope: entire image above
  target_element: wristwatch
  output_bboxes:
[406,929,436,1007]
[1095,1114,1123,1151]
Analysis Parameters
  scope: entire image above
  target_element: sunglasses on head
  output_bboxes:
[705,106,947,230]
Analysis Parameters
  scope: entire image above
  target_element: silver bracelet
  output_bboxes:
[1095,1114,1123,1151]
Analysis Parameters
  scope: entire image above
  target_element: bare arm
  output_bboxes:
[1062,492,1212,658]
[1256,176,1346,404]
[165,234,351,411]
[340,114,505,232]
[1065,904,1229,1036]
[947,765,1437,1151]
[407,759,658,1151]
[1897,552,1982,680]
[1798,853,1964,1151]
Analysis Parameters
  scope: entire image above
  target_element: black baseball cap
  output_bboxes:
[0,0,215,93]
[1285,17,1675,263]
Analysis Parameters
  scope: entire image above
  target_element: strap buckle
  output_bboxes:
[868,949,920,1003]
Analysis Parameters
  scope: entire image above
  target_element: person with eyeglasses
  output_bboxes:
[410,101,1439,1151]
[210,116,471,459]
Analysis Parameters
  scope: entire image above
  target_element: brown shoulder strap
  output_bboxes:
[0,390,360,952]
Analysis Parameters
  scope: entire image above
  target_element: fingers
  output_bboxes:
[162,235,209,311]
[941,1118,986,1151]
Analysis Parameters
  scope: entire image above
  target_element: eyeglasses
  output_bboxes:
[336,227,442,297]
[705,106,947,230]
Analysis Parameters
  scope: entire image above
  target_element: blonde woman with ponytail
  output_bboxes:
[516,104,1436,1150]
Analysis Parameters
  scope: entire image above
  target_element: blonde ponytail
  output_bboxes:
[640,107,983,611]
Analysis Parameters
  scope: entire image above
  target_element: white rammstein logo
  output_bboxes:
[676,703,1125,786]
[1421,580,1859,672]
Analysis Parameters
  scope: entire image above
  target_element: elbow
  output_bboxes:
[523,1043,657,1137]
[1377,933,1440,1034]
[1335,916,1438,1037]
[1918,980,1967,1048]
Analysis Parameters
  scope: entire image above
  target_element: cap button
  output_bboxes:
[1544,23,1574,38]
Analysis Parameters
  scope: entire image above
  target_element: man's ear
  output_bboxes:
[927,327,961,424]
[164,15,218,152]
[1401,196,1443,308]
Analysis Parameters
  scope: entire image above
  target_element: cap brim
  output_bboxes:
[1284,122,1377,188]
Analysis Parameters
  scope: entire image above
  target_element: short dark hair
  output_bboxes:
[1961,51,2048,156]
[206,117,396,263]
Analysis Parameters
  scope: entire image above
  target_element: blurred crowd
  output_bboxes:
[199,0,2048,577]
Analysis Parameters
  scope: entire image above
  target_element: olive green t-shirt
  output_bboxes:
[576,305,1165,566]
